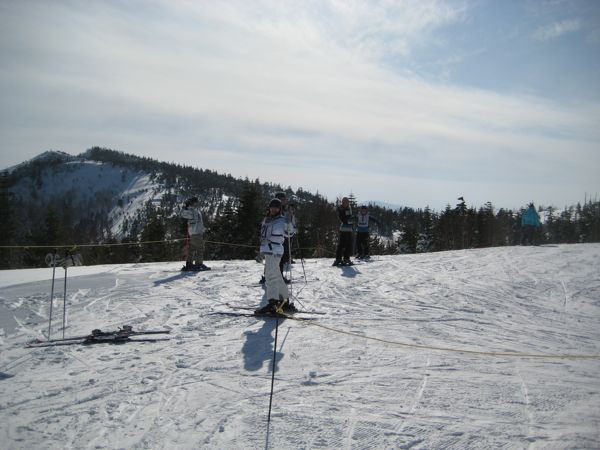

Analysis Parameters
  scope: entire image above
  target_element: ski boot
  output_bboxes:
[282,301,298,313]
[254,299,280,315]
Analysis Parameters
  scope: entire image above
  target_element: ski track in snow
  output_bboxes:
[1,244,600,449]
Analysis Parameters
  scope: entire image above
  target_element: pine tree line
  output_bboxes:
[1,149,599,269]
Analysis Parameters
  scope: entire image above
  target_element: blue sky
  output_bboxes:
[1,0,599,210]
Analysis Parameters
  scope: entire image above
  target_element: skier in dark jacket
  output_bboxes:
[521,203,542,245]
[355,205,380,260]
[333,197,354,266]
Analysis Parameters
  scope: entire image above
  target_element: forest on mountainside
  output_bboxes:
[1,148,599,269]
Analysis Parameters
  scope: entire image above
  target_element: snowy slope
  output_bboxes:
[1,245,599,449]
[8,156,166,238]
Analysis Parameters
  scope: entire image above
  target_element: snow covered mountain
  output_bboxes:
[1,244,599,448]
[5,150,177,239]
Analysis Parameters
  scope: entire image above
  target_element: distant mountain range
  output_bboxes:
[2,147,318,241]
[362,200,402,211]
[2,147,597,270]
[2,148,401,243]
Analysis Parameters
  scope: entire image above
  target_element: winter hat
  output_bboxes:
[269,198,282,208]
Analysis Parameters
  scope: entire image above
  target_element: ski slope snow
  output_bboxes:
[1,244,599,449]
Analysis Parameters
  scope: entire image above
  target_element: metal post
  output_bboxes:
[47,253,58,340]
[62,265,68,339]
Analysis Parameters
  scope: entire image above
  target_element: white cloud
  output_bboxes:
[0,0,598,209]
[533,19,581,41]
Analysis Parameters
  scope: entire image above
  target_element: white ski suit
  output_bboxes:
[260,215,289,301]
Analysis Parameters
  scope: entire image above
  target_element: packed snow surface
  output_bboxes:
[1,244,599,449]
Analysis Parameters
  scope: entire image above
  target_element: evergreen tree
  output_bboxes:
[206,198,238,259]
[234,182,264,259]
[0,172,16,268]
[416,206,434,252]
[140,212,167,261]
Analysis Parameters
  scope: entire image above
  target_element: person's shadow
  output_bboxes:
[242,317,285,372]
[340,265,360,278]
[152,271,196,286]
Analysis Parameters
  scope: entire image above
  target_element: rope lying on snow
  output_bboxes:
[283,315,600,360]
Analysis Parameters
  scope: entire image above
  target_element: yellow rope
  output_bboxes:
[283,314,600,360]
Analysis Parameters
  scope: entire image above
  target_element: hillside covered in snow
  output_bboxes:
[1,244,599,449]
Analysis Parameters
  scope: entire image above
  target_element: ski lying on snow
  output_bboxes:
[209,311,318,321]
[26,326,170,347]
[247,281,317,288]
[26,335,169,347]
[225,303,326,315]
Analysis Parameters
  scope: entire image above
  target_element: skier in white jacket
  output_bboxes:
[180,197,209,271]
[255,198,297,315]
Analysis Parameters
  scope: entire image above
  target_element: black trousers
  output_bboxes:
[356,232,369,256]
[336,231,353,260]
[279,237,291,274]
[521,225,537,245]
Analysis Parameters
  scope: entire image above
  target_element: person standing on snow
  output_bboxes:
[355,205,380,260]
[255,198,297,315]
[258,192,295,285]
[274,192,292,283]
[180,197,210,271]
[521,203,542,246]
[333,197,354,266]
[280,196,298,282]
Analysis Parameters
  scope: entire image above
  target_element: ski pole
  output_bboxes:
[62,253,72,339]
[287,234,293,299]
[46,251,58,340]
[293,234,307,281]
[267,316,280,422]
[62,266,68,339]
[293,236,308,308]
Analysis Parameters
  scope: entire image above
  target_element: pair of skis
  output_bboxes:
[210,303,325,320]
[26,325,170,348]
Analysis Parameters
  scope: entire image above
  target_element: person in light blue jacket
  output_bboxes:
[521,203,541,245]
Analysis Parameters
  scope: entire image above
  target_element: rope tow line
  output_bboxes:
[0,239,322,252]
[282,314,600,361]
[0,239,184,249]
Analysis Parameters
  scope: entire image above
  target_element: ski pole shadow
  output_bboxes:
[242,319,285,372]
